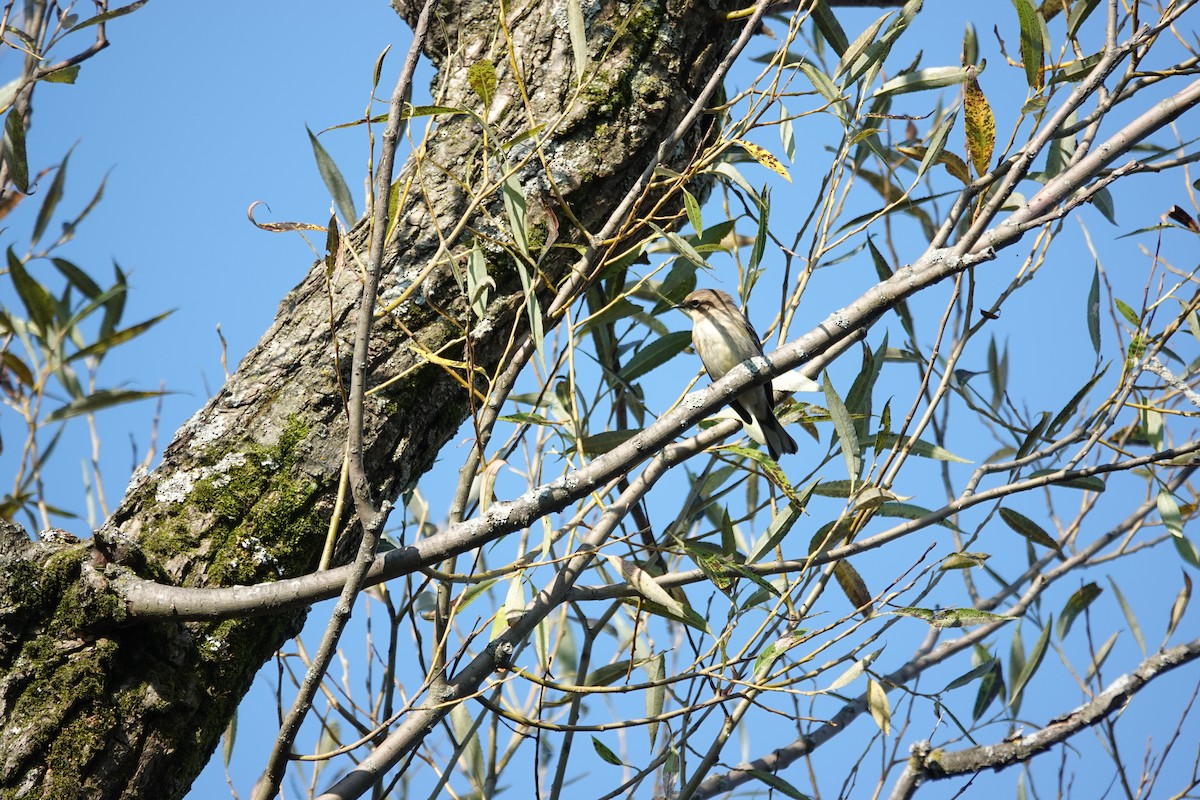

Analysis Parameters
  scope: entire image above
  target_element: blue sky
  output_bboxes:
[2,2,1197,798]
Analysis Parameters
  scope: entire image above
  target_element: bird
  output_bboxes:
[674,288,797,460]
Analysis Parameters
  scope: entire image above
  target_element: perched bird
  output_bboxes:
[674,288,798,460]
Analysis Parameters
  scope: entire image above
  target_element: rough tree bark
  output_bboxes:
[0,1,748,797]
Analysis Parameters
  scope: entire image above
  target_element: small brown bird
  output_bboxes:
[674,288,798,459]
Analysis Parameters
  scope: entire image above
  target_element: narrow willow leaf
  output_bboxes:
[895,607,1016,628]
[501,172,530,258]
[874,65,972,97]
[809,0,849,55]
[825,648,881,692]
[7,250,58,334]
[1114,297,1140,326]
[798,63,848,124]
[33,151,71,246]
[834,11,891,81]
[45,388,166,423]
[874,433,971,463]
[1165,571,1192,642]
[752,632,804,681]
[3,107,29,192]
[867,679,891,736]
[963,66,995,176]
[1009,619,1050,710]
[1085,632,1120,683]
[50,258,101,300]
[1158,490,1185,538]
[1067,0,1102,38]
[644,653,665,748]
[566,0,587,82]
[915,112,955,181]
[450,704,484,780]
[1048,365,1108,435]
[943,658,998,691]
[648,221,708,270]
[607,555,690,623]
[682,187,702,234]
[620,331,692,384]
[1014,411,1051,460]
[940,552,990,570]
[1107,577,1145,655]
[999,507,1062,553]
[823,373,861,483]
[579,429,640,456]
[973,659,1004,721]
[749,189,769,270]
[1027,469,1106,492]
[1057,583,1102,639]
[1012,0,1045,89]
[467,239,492,318]
[737,140,791,183]
[779,104,796,161]
[66,311,173,364]
[306,126,356,224]
[747,769,812,800]
[746,485,814,564]
[834,560,873,616]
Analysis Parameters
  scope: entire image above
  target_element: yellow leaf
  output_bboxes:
[736,139,791,183]
[963,66,995,177]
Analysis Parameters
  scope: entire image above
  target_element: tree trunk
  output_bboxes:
[0,1,740,797]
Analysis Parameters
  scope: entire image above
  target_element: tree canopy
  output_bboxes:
[2,1,1199,799]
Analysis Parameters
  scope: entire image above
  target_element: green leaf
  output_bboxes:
[566,0,587,81]
[1158,490,1185,538]
[1009,618,1050,710]
[1012,0,1045,90]
[620,331,692,384]
[467,60,497,108]
[1015,411,1050,460]
[973,658,1005,720]
[746,484,816,564]
[1027,469,1106,492]
[798,63,848,124]
[809,0,849,55]
[579,429,640,456]
[1058,583,1102,639]
[591,736,623,766]
[873,433,971,463]
[7,249,58,334]
[999,507,1062,553]
[306,125,356,225]
[749,189,769,271]
[943,657,999,691]
[66,311,173,365]
[874,65,973,98]
[1114,297,1140,327]
[100,261,128,340]
[67,0,149,31]
[502,171,530,259]
[42,65,80,84]
[45,388,166,423]
[33,150,71,246]
[3,107,29,193]
[823,373,861,483]
[894,607,1015,628]
[644,653,665,748]
[1048,365,1108,435]
[746,769,812,800]
[50,258,102,300]
[682,187,702,235]
[1108,577,1145,655]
